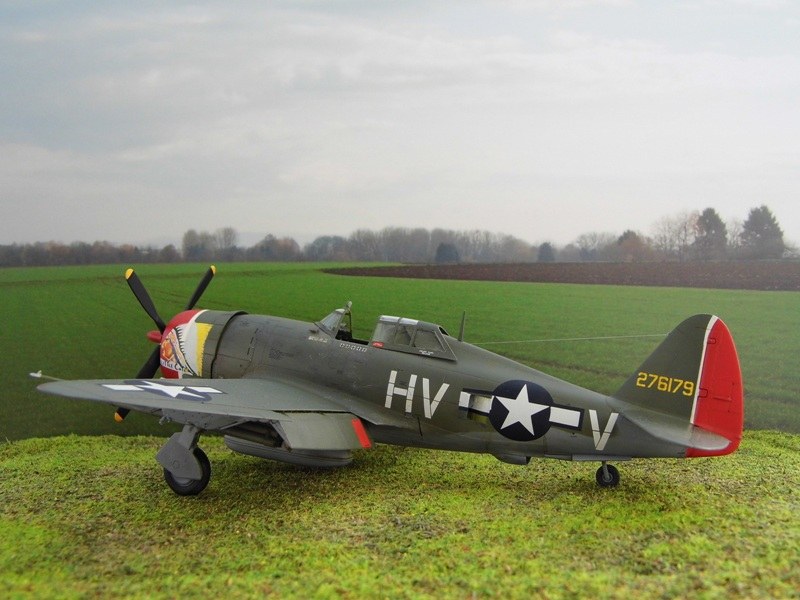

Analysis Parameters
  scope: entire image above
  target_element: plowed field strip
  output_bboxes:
[327,262,800,291]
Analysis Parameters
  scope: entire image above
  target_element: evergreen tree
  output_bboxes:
[740,205,784,259]
[434,242,460,264]
[693,208,727,260]
[537,242,556,262]
[616,230,652,262]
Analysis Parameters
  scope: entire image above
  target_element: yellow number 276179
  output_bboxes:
[635,372,695,397]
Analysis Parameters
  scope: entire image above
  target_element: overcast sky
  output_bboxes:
[2,1,799,248]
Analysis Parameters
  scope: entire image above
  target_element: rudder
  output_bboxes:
[686,316,743,456]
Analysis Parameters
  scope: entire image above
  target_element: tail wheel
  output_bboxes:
[595,463,620,488]
[164,447,211,496]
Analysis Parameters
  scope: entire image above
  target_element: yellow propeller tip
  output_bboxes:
[210,265,217,275]
[114,412,125,423]
[124,268,134,280]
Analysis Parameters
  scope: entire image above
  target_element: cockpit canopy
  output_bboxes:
[316,303,456,361]
[371,315,456,361]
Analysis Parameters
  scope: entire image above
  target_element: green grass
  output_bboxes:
[2,264,798,597]
[0,431,798,598]
[2,262,798,438]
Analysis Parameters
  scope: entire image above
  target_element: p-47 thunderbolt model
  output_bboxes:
[38,267,743,495]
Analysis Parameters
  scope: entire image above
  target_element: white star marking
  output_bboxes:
[137,380,204,398]
[102,381,223,399]
[495,385,549,435]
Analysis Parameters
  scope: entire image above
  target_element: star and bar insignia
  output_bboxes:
[102,380,223,402]
[461,380,583,442]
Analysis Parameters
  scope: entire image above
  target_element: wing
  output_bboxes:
[38,376,408,452]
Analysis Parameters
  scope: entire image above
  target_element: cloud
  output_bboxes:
[1,2,799,246]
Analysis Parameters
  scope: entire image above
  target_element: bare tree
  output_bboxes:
[215,227,240,261]
[215,227,238,249]
[674,211,699,261]
[575,232,616,261]
[304,236,350,261]
[407,228,432,263]
[651,211,698,261]
[348,229,383,261]
[182,229,217,262]
[727,219,743,254]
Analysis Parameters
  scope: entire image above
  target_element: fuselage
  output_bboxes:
[161,308,684,462]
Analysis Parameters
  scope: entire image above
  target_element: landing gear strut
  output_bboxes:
[595,462,620,488]
[156,424,212,496]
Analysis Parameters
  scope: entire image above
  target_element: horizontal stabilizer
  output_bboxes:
[624,409,731,452]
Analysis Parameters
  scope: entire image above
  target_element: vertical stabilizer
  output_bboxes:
[614,314,743,457]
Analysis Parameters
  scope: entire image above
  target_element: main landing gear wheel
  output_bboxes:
[595,463,620,488]
[164,447,211,496]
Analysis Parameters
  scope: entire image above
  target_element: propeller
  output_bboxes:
[115,266,216,422]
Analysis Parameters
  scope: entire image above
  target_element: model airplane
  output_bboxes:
[37,267,743,495]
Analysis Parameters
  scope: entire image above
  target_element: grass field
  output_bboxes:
[1,431,798,598]
[1,262,798,439]
[2,263,798,598]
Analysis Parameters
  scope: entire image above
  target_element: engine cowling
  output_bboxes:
[159,309,245,378]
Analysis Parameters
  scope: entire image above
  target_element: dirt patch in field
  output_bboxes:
[327,262,800,291]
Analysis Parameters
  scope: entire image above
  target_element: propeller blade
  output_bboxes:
[184,265,216,310]
[125,268,167,332]
[116,346,161,422]
[136,346,162,379]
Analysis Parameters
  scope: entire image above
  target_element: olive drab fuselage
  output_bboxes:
[180,308,680,462]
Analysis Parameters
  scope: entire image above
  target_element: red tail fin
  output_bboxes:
[686,317,743,457]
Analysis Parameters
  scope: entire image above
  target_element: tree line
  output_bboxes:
[573,205,787,263]
[182,227,538,264]
[0,205,790,268]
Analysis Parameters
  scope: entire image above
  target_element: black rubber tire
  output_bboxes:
[595,464,620,488]
[163,447,211,496]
